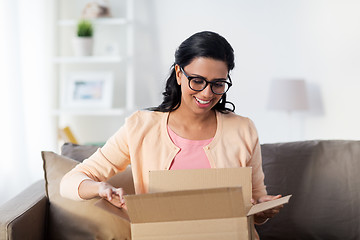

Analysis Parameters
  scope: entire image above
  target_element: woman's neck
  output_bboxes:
[167,108,217,140]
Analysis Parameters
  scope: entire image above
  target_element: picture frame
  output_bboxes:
[61,71,114,109]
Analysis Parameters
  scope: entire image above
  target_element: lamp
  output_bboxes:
[267,79,309,140]
[268,79,309,112]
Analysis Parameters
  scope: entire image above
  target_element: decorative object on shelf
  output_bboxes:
[104,42,119,56]
[73,19,94,56]
[59,126,79,144]
[82,0,111,19]
[62,71,114,109]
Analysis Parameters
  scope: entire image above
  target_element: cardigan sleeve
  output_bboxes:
[246,119,267,200]
[60,123,131,200]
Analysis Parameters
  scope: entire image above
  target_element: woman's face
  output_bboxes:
[175,57,229,115]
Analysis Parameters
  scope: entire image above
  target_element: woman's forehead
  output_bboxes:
[185,57,228,77]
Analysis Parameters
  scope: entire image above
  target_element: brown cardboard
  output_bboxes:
[125,187,253,240]
[131,218,250,240]
[149,168,252,206]
[125,187,246,223]
[247,195,292,216]
[96,168,291,240]
[94,197,130,221]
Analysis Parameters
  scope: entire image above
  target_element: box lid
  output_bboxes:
[247,195,292,216]
[149,168,252,206]
[124,187,246,223]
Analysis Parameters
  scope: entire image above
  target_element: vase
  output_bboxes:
[72,37,93,56]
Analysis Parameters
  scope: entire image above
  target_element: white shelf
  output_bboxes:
[52,0,135,144]
[58,18,128,26]
[52,108,126,116]
[53,56,124,63]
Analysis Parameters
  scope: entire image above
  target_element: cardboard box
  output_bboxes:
[128,168,290,240]
[96,168,291,240]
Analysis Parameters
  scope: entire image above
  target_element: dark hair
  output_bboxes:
[150,31,235,113]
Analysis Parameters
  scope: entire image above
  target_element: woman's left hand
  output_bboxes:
[252,194,283,225]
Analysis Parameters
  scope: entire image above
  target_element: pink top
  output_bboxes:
[167,126,213,170]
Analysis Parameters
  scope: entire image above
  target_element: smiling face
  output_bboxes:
[175,57,229,116]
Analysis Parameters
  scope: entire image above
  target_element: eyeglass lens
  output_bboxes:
[189,78,230,94]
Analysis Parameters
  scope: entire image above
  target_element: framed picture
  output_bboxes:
[62,72,113,109]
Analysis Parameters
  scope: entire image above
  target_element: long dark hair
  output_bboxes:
[150,31,235,113]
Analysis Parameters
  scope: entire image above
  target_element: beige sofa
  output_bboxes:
[0,144,134,240]
[1,140,360,240]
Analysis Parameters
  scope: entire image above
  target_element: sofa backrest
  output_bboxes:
[41,143,135,240]
[256,140,360,240]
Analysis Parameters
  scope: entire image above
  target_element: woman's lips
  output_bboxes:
[194,97,212,107]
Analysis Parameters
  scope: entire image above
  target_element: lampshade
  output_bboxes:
[267,79,309,111]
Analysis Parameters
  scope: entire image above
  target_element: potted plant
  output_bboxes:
[73,19,94,56]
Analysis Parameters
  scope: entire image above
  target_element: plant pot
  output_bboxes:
[72,37,93,56]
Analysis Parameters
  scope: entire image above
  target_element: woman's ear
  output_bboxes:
[174,64,182,85]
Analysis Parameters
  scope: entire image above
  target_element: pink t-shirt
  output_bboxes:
[168,126,213,170]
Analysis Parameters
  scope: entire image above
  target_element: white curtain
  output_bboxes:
[0,0,55,205]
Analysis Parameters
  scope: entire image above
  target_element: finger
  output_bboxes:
[107,189,113,201]
[114,188,126,204]
[121,203,128,211]
[273,204,284,210]
[273,194,282,199]
[259,194,282,203]
[118,188,126,204]
[264,208,280,218]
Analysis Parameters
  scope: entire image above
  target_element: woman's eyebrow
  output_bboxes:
[188,73,227,81]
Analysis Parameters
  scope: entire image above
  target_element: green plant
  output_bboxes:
[77,19,93,37]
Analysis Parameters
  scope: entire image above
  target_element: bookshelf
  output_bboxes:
[52,0,135,145]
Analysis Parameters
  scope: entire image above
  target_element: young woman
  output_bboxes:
[60,31,282,226]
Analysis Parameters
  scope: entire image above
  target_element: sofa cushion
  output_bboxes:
[61,142,99,162]
[256,140,360,240]
[42,151,134,240]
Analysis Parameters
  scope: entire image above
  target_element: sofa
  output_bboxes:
[1,140,360,240]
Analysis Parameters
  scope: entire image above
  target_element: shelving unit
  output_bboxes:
[52,0,135,145]
[53,56,124,63]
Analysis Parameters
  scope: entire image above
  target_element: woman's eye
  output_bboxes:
[213,82,225,88]
[192,78,205,84]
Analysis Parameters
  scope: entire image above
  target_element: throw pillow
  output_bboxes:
[60,142,99,162]
[42,151,133,240]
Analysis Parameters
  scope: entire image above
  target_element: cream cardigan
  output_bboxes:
[60,110,267,201]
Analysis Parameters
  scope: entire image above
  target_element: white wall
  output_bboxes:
[52,0,360,144]
[134,0,360,143]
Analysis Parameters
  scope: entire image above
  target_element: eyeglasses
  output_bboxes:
[180,67,232,95]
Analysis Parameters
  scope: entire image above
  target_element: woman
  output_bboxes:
[60,31,282,226]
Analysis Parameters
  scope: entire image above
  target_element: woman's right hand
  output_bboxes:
[98,182,127,210]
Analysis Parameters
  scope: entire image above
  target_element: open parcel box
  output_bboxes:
[96,168,291,240]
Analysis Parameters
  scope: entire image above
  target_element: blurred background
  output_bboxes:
[1,0,359,205]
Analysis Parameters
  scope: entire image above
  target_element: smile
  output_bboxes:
[195,97,211,104]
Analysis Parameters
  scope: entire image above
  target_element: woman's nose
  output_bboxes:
[201,84,213,97]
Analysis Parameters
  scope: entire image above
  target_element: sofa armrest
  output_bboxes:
[0,180,47,240]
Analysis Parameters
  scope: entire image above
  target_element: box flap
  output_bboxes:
[131,217,250,240]
[149,168,252,206]
[124,187,246,223]
[94,198,130,221]
[247,195,292,216]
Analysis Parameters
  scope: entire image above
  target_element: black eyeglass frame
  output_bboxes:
[180,67,233,95]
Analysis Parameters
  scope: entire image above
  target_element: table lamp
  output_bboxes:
[267,79,309,140]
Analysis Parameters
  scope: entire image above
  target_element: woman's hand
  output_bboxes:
[252,194,283,225]
[98,182,127,210]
